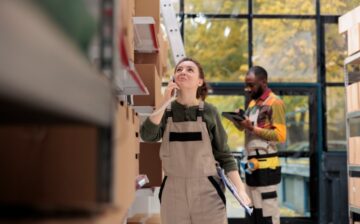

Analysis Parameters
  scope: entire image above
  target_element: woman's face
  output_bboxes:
[174,60,203,90]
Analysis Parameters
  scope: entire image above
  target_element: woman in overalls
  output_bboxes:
[140,57,251,224]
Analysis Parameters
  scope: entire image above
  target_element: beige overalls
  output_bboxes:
[158,101,227,224]
[245,96,281,224]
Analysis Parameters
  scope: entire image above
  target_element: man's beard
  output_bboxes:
[251,87,264,99]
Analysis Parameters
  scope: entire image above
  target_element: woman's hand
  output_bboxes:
[227,170,252,206]
[164,79,180,100]
[238,189,252,207]
[149,79,180,125]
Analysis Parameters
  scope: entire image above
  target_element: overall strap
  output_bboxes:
[165,102,173,122]
[196,101,205,121]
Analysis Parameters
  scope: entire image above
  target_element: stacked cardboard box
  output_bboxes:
[135,0,160,34]
[349,177,360,208]
[0,125,102,210]
[339,5,360,56]
[120,0,135,62]
[158,31,169,77]
[133,64,163,108]
[0,102,139,220]
[139,143,162,188]
[0,208,127,224]
[340,5,360,220]
[135,32,169,78]
[346,82,360,112]
[349,137,360,165]
[127,213,161,224]
[133,0,164,191]
[113,102,140,210]
[135,0,169,78]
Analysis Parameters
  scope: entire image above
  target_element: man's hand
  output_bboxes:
[240,118,254,132]
[232,116,254,132]
[233,108,247,131]
[232,120,245,131]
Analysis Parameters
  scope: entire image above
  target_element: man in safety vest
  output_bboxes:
[234,66,286,224]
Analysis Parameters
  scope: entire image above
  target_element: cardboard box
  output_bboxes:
[347,84,353,112]
[349,177,360,208]
[339,5,360,34]
[134,31,168,78]
[145,213,161,224]
[127,213,161,224]
[347,83,359,112]
[338,6,360,56]
[127,213,148,224]
[356,137,360,165]
[113,102,140,209]
[139,143,162,188]
[135,0,160,34]
[349,177,354,206]
[158,32,169,77]
[351,137,360,166]
[133,110,141,176]
[353,82,360,111]
[0,208,127,224]
[358,82,360,111]
[135,53,163,78]
[354,177,360,208]
[349,137,357,164]
[133,64,163,108]
[120,0,135,62]
[0,103,140,212]
[0,125,103,210]
[347,24,360,55]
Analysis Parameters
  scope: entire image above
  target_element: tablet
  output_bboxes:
[221,111,245,123]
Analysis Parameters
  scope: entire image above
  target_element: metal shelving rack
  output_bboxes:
[345,50,360,224]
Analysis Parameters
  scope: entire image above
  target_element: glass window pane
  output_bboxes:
[253,19,317,82]
[208,94,311,218]
[185,19,248,82]
[208,95,311,152]
[325,24,347,82]
[280,157,310,217]
[321,0,360,15]
[185,0,247,14]
[206,95,246,218]
[253,0,315,14]
[276,95,311,216]
[279,96,310,152]
[206,95,246,151]
[326,87,347,151]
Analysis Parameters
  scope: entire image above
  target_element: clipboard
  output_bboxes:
[221,111,245,123]
[216,166,253,215]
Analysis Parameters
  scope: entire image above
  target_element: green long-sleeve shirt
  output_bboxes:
[140,101,238,173]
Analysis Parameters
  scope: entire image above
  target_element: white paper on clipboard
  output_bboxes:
[216,166,253,215]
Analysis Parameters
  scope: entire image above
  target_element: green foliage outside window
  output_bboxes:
[321,0,360,14]
[185,19,248,82]
[253,0,315,14]
[185,0,247,14]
